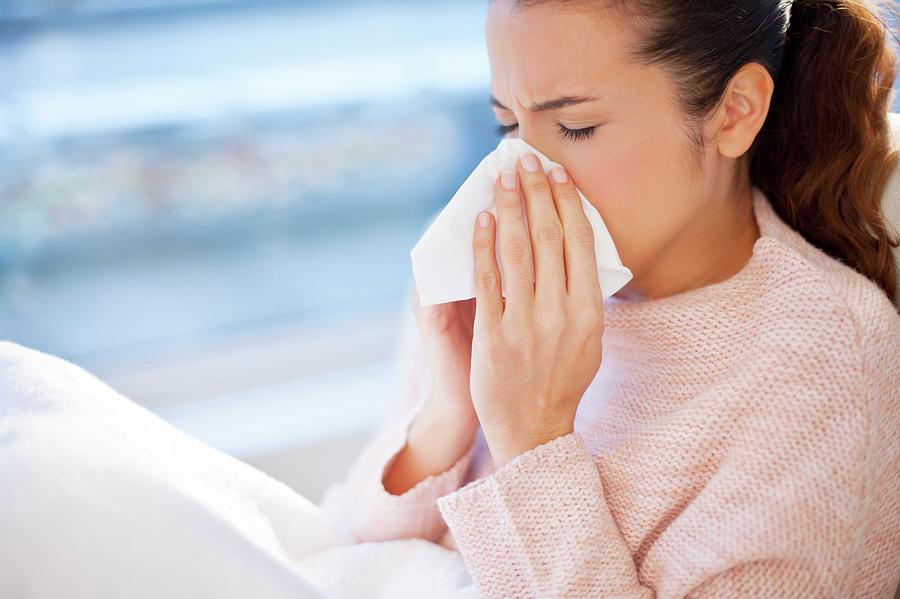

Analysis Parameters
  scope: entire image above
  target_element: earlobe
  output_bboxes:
[715,63,774,158]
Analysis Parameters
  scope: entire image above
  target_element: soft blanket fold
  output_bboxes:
[0,340,478,599]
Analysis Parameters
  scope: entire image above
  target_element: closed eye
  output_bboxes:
[493,122,597,142]
[557,123,596,142]
[495,123,518,138]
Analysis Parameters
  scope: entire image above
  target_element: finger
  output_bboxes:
[472,210,504,332]
[548,166,602,303]
[494,169,535,313]
[460,297,476,338]
[517,153,566,309]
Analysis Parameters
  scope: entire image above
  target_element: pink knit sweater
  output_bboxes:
[318,186,900,598]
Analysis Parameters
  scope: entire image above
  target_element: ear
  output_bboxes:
[713,62,774,158]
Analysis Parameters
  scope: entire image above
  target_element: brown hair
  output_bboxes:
[501,0,900,301]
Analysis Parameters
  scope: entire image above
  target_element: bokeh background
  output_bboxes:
[1,0,899,501]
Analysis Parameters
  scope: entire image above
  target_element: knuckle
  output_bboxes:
[482,336,508,362]
[575,304,603,331]
[505,238,532,265]
[556,187,579,205]
[496,327,526,352]
[536,223,563,244]
[473,234,493,250]
[569,221,595,245]
[477,269,499,291]
[537,311,565,333]
[524,177,550,195]
[496,190,522,210]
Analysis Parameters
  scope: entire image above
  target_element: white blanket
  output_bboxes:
[0,341,478,599]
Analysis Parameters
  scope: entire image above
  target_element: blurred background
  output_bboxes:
[1,0,899,502]
[0,0,499,500]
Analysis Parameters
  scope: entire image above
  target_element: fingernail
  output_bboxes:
[551,167,568,183]
[520,153,539,173]
[478,212,491,228]
[500,170,517,190]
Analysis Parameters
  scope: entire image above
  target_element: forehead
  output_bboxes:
[485,1,636,106]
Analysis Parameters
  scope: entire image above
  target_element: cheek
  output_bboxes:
[565,136,683,268]
[567,144,652,232]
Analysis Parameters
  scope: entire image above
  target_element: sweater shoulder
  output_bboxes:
[755,220,900,377]
[750,187,898,339]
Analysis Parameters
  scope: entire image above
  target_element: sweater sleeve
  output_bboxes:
[843,302,900,596]
[436,431,654,599]
[435,410,894,599]
[317,286,479,544]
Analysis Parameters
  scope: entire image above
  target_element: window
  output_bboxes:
[0,0,496,499]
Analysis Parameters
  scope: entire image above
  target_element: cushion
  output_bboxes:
[884,112,900,308]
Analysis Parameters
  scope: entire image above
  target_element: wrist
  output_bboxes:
[412,394,479,442]
[383,395,478,496]
[485,422,574,469]
[429,391,478,424]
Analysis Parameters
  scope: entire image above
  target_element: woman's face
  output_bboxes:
[485,1,724,294]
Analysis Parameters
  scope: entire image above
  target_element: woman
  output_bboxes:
[318,0,900,597]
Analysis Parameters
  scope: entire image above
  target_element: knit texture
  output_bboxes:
[318,185,900,598]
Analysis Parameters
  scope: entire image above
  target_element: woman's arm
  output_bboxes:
[437,431,653,599]
[317,296,480,544]
[382,394,479,496]
[436,429,852,599]
[435,316,900,599]
[318,396,479,544]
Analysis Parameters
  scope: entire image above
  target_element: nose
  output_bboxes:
[508,125,549,158]
[504,121,533,148]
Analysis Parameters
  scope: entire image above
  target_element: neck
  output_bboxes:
[613,179,761,302]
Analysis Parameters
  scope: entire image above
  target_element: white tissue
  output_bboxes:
[410,137,633,306]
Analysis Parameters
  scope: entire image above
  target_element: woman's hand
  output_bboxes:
[469,154,605,468]
[380,290,478,497]
[409,285,478,420]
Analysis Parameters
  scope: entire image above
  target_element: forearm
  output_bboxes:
[437,432,652,599]
[318,391,480,543]
[383,393,479,496]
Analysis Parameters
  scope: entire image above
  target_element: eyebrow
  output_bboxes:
[489,94,603,113]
